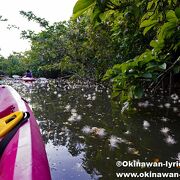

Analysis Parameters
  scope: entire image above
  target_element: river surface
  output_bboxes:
[3,79,180,180]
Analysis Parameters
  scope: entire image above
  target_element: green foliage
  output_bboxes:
[20,11,49,28]
[72,0,180,105]
[0,15,8,21]
[73,0,96,19]
[0,53,27,76]
[6,13,117,79]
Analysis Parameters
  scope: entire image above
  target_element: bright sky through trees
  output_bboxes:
[0,0,77,57]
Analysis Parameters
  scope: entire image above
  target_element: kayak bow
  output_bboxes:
[0,85,51,180]
[21,77,36,82]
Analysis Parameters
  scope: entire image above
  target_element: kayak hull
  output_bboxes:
[0,85,51,180]
[21,77,36,82]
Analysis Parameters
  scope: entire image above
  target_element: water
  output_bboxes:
[3,79,180,179]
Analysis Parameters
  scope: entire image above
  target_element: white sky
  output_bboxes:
[0,0,77,57]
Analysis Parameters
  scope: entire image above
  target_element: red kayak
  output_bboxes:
[21,77,36,82]
[0,85,51,180]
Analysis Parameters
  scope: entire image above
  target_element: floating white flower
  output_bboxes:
[64,104,71,111]
[164,103,171,108]
[68,116,75,122]
[82,126,92,134]
[143,120,150,130]
[109,136,120,148]
[76,115,82,121]
[164,135,177,145]
[58,94,62,98]
[160,127,170,135]
[71,108,77,113]
[171,94,179,100]
[138,101,149,108]
[92,96,96,101]
[91,127,106,137]
[173,107,178,112]
[175,153,180,161]
[124,130,131,135]
[161,117,169,122]
[128,147,140,156]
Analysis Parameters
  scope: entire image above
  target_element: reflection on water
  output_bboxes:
[4,79,180,179]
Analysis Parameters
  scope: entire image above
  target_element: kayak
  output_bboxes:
[0,85,51,180]
[12,75,21,79]
[21,77,36,82]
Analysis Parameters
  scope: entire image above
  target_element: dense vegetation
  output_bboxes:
[73,0,180,103]
[0,11,119,79]
[0,0,179,105]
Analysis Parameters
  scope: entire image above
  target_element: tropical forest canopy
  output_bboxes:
[0,0,179,104]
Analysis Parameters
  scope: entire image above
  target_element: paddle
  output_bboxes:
[0,112,30,158]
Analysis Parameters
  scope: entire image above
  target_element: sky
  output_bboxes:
[0,0,77,57]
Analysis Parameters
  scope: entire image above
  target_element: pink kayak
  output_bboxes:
[0,85,51,180]
[21,77,36,82]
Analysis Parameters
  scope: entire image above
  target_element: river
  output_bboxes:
[4,79,180,179]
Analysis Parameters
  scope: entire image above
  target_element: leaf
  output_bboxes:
[166,10,178,22]
[175,7,180,19]
[134,86,143,99]
[145,63,161,71]
[141,12,153,21]
[173,66,180,74]
[140,19,158,28]
[143,24,155,35]
[142,72,152,78]
[91,6,101,22]
[103,69,114,80]
[174,41,180,51]
[73,0,96,19]
[150,40,164,51]
[112,91,120,98]
[73,0,95,14]
[147,1,154,10]
[99,10,114,22]
[113,64,122,72]
[158,22,176,40]
[159,63,166,70]
[168,0,177,5]
[150,40,158,48]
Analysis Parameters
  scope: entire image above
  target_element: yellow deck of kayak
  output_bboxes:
[0,111,23,137]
